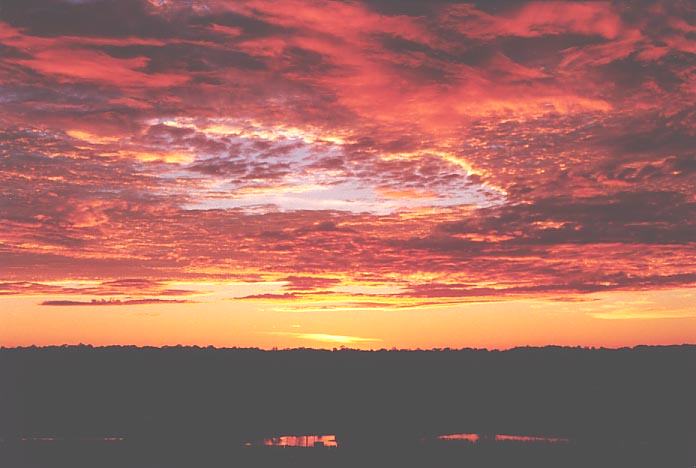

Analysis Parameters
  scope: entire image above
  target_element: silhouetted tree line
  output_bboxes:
[1,345,695,467]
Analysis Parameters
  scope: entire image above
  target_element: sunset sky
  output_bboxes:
[1,0,694,349]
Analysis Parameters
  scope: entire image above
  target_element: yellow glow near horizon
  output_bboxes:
[1,286,694,350]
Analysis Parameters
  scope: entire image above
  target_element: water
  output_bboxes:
[261,434,339,448]
[436,433,570,444]
[16,433,569,448]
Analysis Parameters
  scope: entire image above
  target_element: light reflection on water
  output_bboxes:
[495,434,570,443]
[18,433,570,448]
[437,433,570,444]
[257,433,570,448]
[261,434,338,448]
[437,433,480,442]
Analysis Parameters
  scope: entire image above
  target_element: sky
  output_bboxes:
[0,0,694,349]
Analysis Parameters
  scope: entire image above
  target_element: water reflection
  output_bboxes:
[437,433,570,444]
[257,432,569,448]
[16,433,569,448]
[19,437,125,443]
[495,434,569,443]
[261,434,338,448]
[437,433,480,443]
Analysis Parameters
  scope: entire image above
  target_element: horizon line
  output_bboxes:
[3,343,695,352]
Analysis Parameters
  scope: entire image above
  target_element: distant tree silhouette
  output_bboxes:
[1,345,695,467]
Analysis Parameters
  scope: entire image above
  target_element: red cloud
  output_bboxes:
[0,22,189,87]
[0,0,693,308]
[15,48,189,87]
[445,2,624,40]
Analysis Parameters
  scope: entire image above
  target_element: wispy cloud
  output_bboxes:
[40,298,192,306]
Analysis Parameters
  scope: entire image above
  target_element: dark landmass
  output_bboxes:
[1,345,695,467]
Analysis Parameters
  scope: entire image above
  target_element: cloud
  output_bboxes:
[589,310,696,320]
[436,191,696,245]
[282,275,341,291]
[0,279,196,297]
[444,2,625,40]
[0,0,693,311]
[40,298,192,306]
